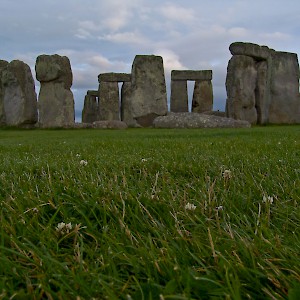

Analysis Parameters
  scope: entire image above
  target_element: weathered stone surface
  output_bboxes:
[73,122,94,129]
[87,90,99,97]
[203,110,226,117]
[122,55,167,127]
[226,55,258,124]
[0,60,9,125]
[98,73,131,82]
[269,51,300,123]
[170,80,188,112]
[73,121,127,129]
[92,120,128,129]
[1,60,38,126]
[192,80,213,113]
[256,60,271,124]
[171,70,212,81]
[98,81,120,121]
[229,42,271,60]
[36,54,75,128]
[121,81,140,127]
[82,92,99,123]
[226,42,300,124]
[153,112,251,128]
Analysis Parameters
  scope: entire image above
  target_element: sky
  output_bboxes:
[1,0,300,121]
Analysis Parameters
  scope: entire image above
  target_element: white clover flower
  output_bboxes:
[222,169,232,179]
[185,202,197,211]
[65,222,72,231]
[56,222,66,232]
[80,160,88,166]
[56,222,73,235]
[263,195,274,204]
[32,207,39,213]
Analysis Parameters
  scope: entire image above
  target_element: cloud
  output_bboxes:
[66,51,130,89]
[98,31,149,46]
[154,49,186,75]
[97,0,142,32]
[259,31,291,41]
[159,3,195,23]
[228,27,250,38]
[75,21,101,39]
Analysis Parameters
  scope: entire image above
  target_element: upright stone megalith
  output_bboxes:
[82,90,99,123]
[120,81,133,124]
[226,55,258,124]
[226,42,300,124]
[170,80,188,112]
[269,51,300,123]
[97,73,131,122]
[98,81,120,121]
[122,55,168,127]
[170,70,213,113]
[0,60,9,125]
[36,54,75,128]
[1,60,38,127]
[192,80,213,113]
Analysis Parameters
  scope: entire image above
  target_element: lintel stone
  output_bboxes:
[98,72,131,83]
[87,90,99,97]
[229,42,273,60]
[171,70,212,81]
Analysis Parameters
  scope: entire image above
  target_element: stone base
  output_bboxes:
[153,112,251,128]
[71,121,128,129]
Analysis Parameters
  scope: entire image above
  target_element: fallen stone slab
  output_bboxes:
[153,112,251,128]
[171,70,212,81]
[202,111,226,117]
[92,120,128,129]
[72,122,94,129]
[69,121,128,129]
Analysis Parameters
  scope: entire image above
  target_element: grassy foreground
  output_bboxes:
[0,126,299,299]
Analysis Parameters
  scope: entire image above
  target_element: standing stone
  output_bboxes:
[121,81,136,125]
[1,60,38,127]
[98,81,120,121]
[269,52,300,123]
[226,55,257,124]
[226,42,300,124]
[35,54,75,128]
[192,80,213,113]
[122,55,167,127]
[256,60,271,124]
[170,70,213,113]
[0,60,9,125]
[170,80,188,112]
[82,90,99,123]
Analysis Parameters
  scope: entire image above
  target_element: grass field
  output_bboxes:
[0,126,299,299]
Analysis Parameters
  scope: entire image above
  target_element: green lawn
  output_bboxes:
[0,126,299,299]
